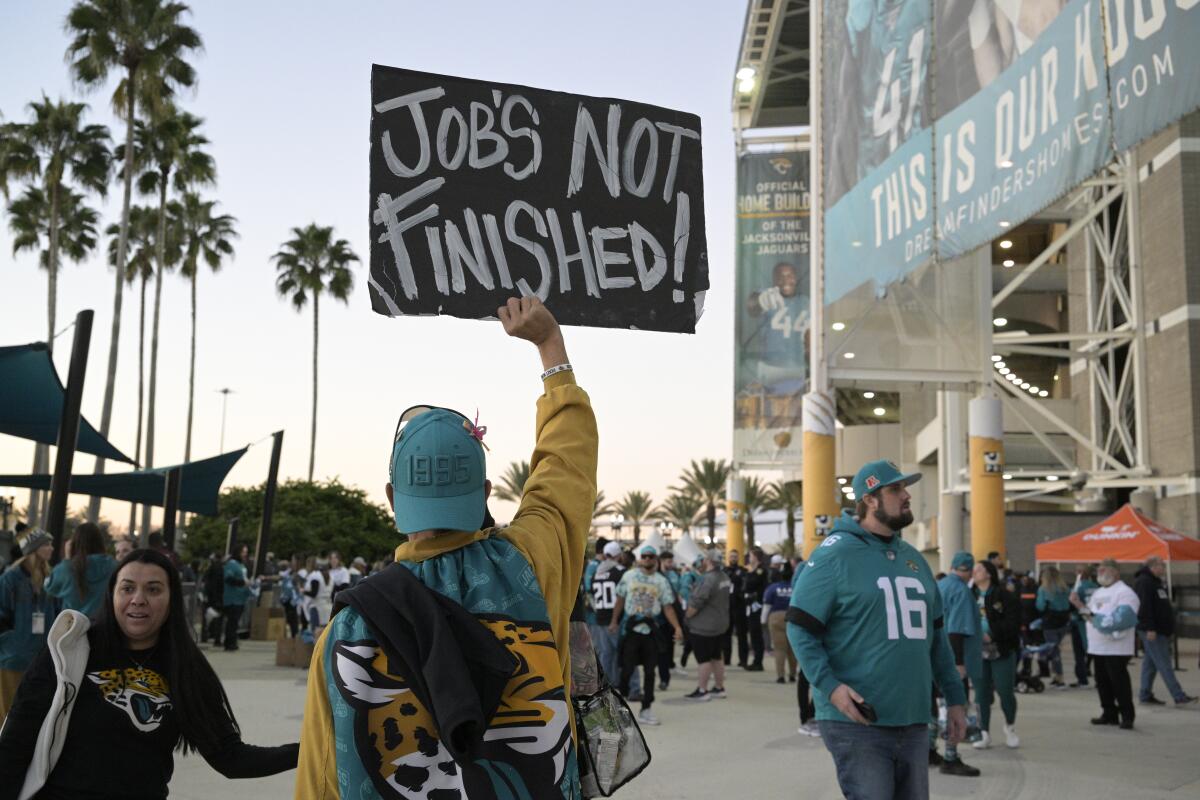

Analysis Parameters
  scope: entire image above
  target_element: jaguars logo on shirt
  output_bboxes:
[88,667,172,732]
[331,615,571,799]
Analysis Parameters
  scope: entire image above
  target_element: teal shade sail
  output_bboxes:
[0,343,133,463]
[0,447,248,516]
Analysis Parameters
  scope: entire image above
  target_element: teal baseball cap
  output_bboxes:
[852,459,922,499]
[638,544,658,557]
[951,551,975,571]
[390,408,487,534]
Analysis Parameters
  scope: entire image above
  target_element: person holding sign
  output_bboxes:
[296,296,598,800]
[787,460,967,800]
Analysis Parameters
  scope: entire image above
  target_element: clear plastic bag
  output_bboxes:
[575,689,652,797]
[570,621,601,696]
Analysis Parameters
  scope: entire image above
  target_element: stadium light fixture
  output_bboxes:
[1046,475,1060,482]
[736,66,756,81]
[863,391,875,399]
[832,321,846,331]
[1002,473,1013,480]
[990,355,1002,362]
[999,220,1011,228]
[1002,259,1015,268]
[844,352,856,359]
[999,239,1013,249]
[837,477,847,485]
[873,407,886,416]
[993,317,1008,326]
[1020,382,1030,389]
[738,77,756,93]
[995,361,1006,368]
[998,367,1010,375]
[1039,390,1049,397]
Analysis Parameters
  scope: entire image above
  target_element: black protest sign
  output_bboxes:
[369,65,708,333]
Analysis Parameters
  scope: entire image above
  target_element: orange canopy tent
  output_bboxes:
[1035,503,1200,592]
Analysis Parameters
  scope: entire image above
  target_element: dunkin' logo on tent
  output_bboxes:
[1083,524,1138,541]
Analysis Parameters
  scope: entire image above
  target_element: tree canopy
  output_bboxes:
[183,479,399,564]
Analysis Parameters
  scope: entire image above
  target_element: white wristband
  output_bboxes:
[540,363,573,381]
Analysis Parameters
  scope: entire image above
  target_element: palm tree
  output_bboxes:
[66,0,203,520]
[273,224,358,480]
[615,490,654,546]
[653,491,704,537]
[675,458,730,545]
[118,108,214,535]
[741,475,769,550]
[766,479,802,552]
[106,205,170,534]
[491,460,531,503]
[175,193,236,528]
[1,97,110,526]
[7,186,100,526]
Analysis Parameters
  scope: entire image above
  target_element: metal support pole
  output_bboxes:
[46,310,94,560]
[225,516,239,559]
[161,468,182,551]
[254,430,284,578]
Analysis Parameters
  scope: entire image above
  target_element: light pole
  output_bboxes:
[610,513,624,546]
[216,387,235,452]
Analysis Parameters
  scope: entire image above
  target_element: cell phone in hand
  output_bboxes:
[853,698,878,723]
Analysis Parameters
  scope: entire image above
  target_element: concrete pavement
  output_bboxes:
[171,641,1200,799]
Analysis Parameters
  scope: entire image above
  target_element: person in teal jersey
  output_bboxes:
[222,545,251,651]
[654,551,684,690]
[44,521,117,619]
[1036,566,1072,687]
[677,559,701,669]
[1068,564,1099,687]
[788,460,966,800]
[934,552,982,777]
[582,537,610,626]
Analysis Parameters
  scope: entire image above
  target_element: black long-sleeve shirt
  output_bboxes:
[0,640,297,799]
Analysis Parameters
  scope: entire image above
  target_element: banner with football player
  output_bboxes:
[734,148,810,467]
[821,0,1200,306]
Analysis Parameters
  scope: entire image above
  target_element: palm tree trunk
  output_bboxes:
[747,518,756,551]
[32,183,63,527]
[89,76,138,522]
[130,275,148,537]
[786,507,796,550]
[180,269,197,531]
[141,177,169,540]
[707,502,716,545]
[309,292,319,481]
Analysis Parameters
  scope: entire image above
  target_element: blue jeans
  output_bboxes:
[1043,626,1068,677]
[1139,631,1187,702]
[590,624,620,686]
[819,721,930,800]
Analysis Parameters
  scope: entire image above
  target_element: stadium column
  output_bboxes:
[969,395,1005,561]
[725,475,746,558]
[802,392,837,557]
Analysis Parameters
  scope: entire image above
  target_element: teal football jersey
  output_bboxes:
[789,511,958,726]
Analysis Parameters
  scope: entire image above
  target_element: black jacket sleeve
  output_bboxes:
[202,737,299,779]
[0,647,55,800]
[1134,573,1156,631]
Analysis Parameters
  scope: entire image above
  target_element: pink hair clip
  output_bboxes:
[464,410,489,451]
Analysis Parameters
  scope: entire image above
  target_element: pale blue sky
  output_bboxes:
[0,1,750,532]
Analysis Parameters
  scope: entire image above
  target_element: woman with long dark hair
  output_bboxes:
[971,559,1022,750]
[45,522,116,619]
[0,549,297,799]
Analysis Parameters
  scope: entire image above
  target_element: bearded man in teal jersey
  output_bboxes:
[788,460,966,800]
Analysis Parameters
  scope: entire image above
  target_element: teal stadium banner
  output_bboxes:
[734,149,810,467]
[822,0,1200,304]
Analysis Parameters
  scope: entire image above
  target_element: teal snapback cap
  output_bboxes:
[851,459,921,499]
[390,408,486,534]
